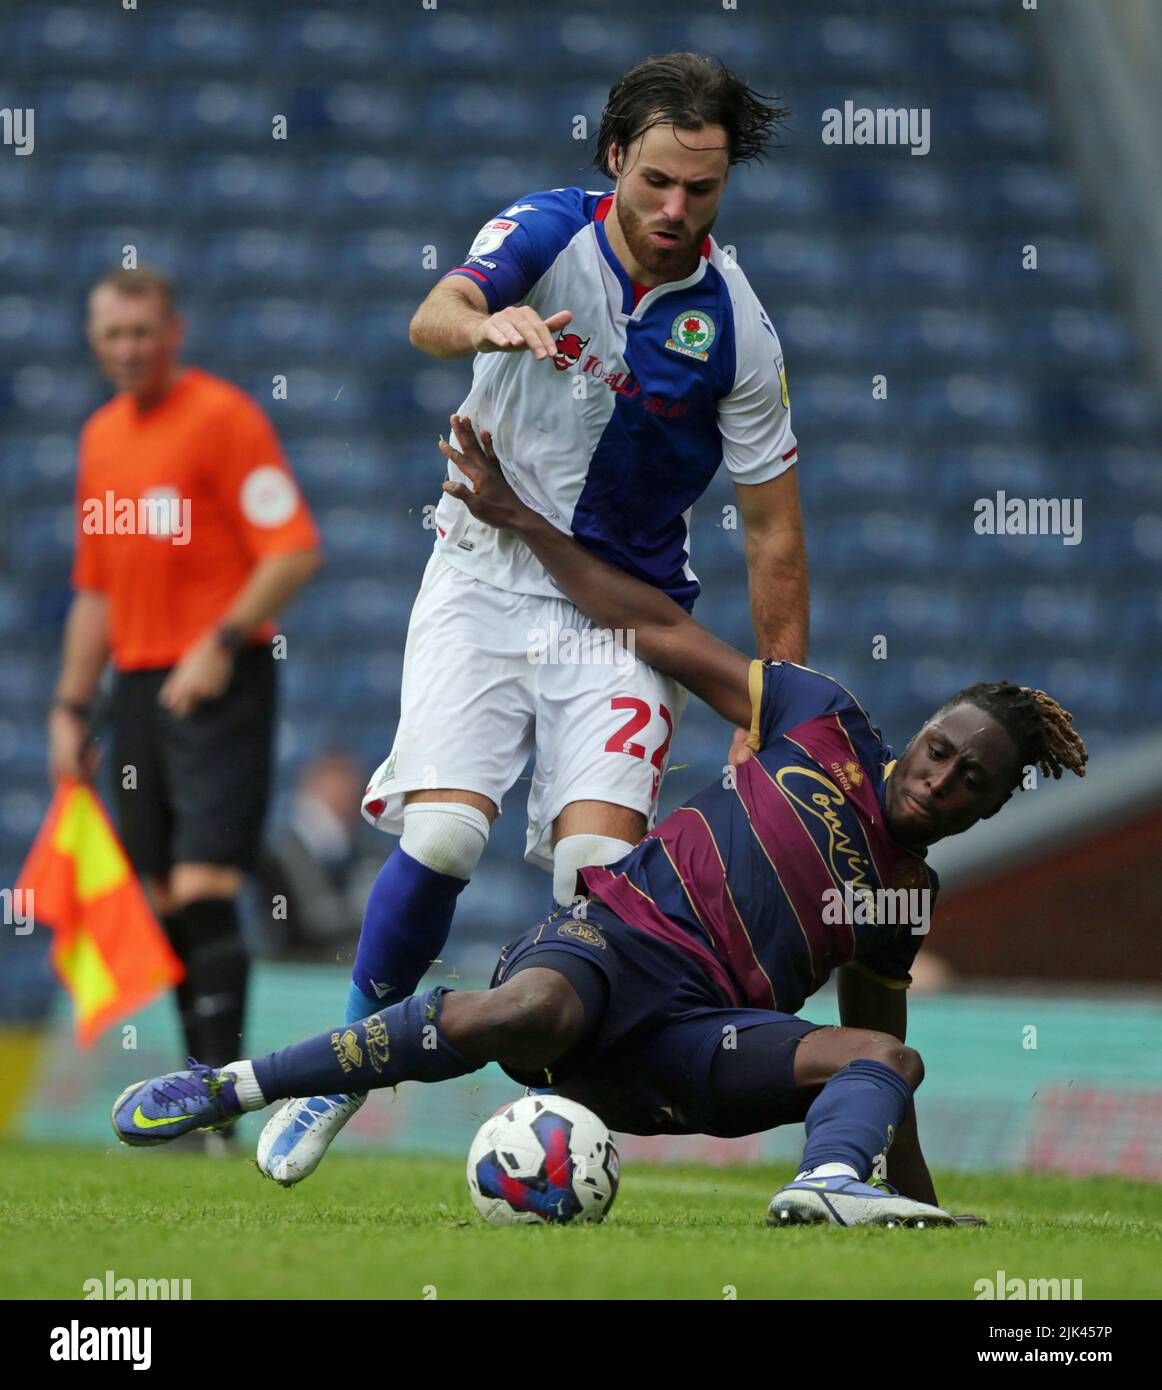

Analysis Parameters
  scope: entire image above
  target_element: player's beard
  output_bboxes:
[616,197,713,281]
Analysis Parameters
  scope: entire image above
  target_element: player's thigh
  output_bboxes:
[556,1008,823,1141]
[552,798,647,844]
[363,555,538,829]
[526,639,688,868]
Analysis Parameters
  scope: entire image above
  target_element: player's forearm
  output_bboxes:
[54,591,110,705]
[745,527,809,663]
[409,283,487,360]
[512,512,688,662]
[216,549,322,638]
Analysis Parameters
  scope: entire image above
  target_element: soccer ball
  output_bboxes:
[466,1095,620,1225]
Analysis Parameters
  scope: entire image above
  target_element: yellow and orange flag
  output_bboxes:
[15,780,183,1047]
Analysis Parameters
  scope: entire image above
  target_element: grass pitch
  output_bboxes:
[1,1142,1159,1300]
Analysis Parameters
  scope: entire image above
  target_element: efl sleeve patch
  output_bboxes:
[240,466,300,528]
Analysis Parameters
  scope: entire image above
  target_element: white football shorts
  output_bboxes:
[362,550,688,870]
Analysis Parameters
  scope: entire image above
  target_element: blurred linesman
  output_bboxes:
[48,267,322,1071]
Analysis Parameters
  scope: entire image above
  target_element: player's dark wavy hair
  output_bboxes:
[930,681,1088,786]
[592,52,789,175]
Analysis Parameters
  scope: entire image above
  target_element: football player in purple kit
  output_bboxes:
[112,421,1088,1229]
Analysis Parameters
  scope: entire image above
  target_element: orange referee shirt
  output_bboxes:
[72,368,320,671]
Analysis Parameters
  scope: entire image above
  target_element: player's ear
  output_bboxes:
[979,789,1013,821]
[607,141,623,180]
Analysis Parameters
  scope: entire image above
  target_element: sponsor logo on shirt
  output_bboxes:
[468,217,520,258]
[830,759,864,792]
[552,330,591,372]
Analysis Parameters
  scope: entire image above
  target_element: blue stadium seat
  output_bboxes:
[754,232,850,292]
[143,9,260,71]
[912,374,1036,437]
[313,156,425,219]
[787,17,912,78]
[164,82,281,145]
[1037,378,1162,442]
[185,156,303,219]
[218,298,342,360]
[1100,446,1162,503]
[16,8,124,71]
[861,234,977,292]
[0,225,56,286]
[311,84,409,144]
[65,228,190,287]
[272,8,390,75]
[962,166,1083,228]
[913,17,1030,80]
[419,84,541,144]
[771,305,871,366]
[878,308,1001,363]
[1014,310,1133,370]
[32,80,152,143]
[199,228,317,291]
[53,154,167,217]
[936,90,1052,154]
[988,236,1110,298]
[1,366,104,423]
[0,296,75,363]
[351,302,423,367]
[828,168,957,225]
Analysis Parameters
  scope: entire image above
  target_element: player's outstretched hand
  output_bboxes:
[440,414,529,531]
[471,306,573,359]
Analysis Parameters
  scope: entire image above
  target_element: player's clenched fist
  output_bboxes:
[471,305,573,360]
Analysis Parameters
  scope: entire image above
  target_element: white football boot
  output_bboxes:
[256,1092,366,1186]
[767,1174,957,1228]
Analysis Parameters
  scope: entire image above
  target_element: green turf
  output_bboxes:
[1,1142,1159,1300]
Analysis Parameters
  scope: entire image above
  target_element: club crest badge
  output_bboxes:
[665,310,716,361]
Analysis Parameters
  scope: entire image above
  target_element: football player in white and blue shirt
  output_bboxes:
[257,53,810,1184]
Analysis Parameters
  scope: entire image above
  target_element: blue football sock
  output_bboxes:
[252,988,480,1102]
[345,981,381,1027]
[351,849,467,1006]
[799,1059,913,1179]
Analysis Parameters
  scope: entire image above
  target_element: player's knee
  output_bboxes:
[858,1034,923,1089]
[399,801,490,880]
[481,971,586,1069]
[551,834,636,908]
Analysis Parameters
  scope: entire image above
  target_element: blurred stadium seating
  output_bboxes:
[1,1,1159,1155]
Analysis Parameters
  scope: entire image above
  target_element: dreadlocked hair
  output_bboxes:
[592,52,790,175]
[932,681,1088,785]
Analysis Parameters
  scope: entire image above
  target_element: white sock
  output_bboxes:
[552,833,636,907]
[225,1060,266,1112]
[794,1162,860,1182]
[401,802,490,880]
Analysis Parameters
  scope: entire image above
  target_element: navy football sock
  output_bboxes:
[352,849,467,1005]
[799,1059,913,1180]
[251,988,481,1102]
